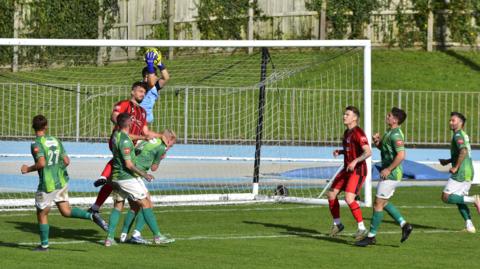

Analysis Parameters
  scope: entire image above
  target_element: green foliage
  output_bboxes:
[0,0,119,67]
[394,0,425,49]
[196,0,264,40]
[0,0,15,65]
[446,0,478,46]
[326,0,381,39]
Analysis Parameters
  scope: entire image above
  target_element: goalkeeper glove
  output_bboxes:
[156,51,165,71]
[145,51,157,73]
[157,62,166,71]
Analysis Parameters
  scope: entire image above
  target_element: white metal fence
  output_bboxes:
[1,82,479,147]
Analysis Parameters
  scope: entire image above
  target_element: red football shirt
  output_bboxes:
[111,100,147,144]
[342,126,369,176]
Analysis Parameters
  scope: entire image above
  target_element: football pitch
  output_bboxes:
[1,186,479,268]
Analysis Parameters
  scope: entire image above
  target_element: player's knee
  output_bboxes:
[373,201,384,211]
[59,208,71,217]
[441,193,449,203]
[344,196,355,204]
[327,190,336,200]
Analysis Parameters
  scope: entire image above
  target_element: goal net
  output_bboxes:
[0,39,372,210]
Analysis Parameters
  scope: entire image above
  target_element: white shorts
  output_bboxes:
[443,178,471,196]
[376,180,399,199]
[112,177,148,201]
[35,185,69,210]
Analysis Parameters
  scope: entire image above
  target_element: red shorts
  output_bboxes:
[330,169,366,195]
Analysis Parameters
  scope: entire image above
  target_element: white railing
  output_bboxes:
[0,82,478,146]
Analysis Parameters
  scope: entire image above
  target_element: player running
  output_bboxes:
[105,113,173,246]
[118,129,176,244]
[328,106,372,240]
[356,107,413,247]
[20,115,107,251]
[88,82,164,223]
[439,112,480,233]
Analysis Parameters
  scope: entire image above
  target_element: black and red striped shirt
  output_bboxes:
[111,100,147,144]
[342,126,369,176]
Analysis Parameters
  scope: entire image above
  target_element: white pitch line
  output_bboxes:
[13,229,463,246]
[0,204,460,217]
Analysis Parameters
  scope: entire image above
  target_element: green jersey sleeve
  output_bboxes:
[454,133,468,149]
[391,131,405,153]
[119,135,135,161]
[153,146,164,166]
[31,141,45,161]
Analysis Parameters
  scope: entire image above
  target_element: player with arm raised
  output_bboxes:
[438,112,480,233]
[92,49,168,186]
[105,113,173,246]
[356,107,413,247]
[328,106,372,240]
[119,129,176,244]
[20,115,107,251]
[88,82,164,219]
[142,49,170,124]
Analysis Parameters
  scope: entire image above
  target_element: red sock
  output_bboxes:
[93,184,113,208]
[328,198,340,219]
[347,200,363,223]
[100,159,113,179]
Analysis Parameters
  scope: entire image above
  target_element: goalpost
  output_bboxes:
[0,39,372,210]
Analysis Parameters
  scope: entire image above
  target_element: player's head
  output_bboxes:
[131,81,148,103]
[450,111,466,130]
[343,106,360,126]
[117,112,132,131]
[162,128,177,148]
[387,107,407,126]
[32,114,48,132]
[142,67,157,82]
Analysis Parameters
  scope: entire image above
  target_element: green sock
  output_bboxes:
[142,208,161,236]
[70,207,92,220]
[457,204,471,221]
[369,211,383,236]
[108,208,121,239]
[134,209,146,234]
[39,224,49,247]
[384,203,405,225]
[447,194,465,204]
[121,210,137,234]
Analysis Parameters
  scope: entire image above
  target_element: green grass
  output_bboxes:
[1,186,480,268]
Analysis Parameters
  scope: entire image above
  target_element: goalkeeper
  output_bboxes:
[141,49,170,123]
[118,129,176,244]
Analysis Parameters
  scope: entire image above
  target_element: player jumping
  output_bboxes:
[88,82,164,222]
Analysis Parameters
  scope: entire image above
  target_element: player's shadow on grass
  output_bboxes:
[7,221,102,243]
[243,220,351,245]
[0,241,87,252]
[362,217,456,231]
[243,220,402,248]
